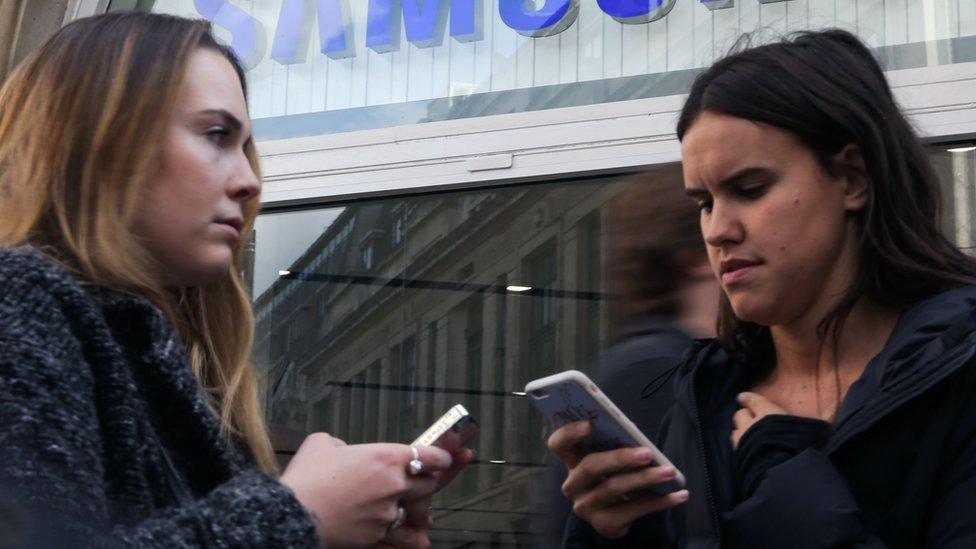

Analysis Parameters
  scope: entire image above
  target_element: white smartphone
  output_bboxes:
[525,370,685,494]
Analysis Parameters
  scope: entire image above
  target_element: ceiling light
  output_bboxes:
[489,460,507,464]
[506,285,532,292]
[947,146,976,153]
[278,270,291,276]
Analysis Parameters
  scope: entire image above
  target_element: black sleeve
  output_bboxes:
[563,511,671,549]
[0,288,319,547]
[922,383,976,549]
[724,448,887,549]
[732,414,830,501]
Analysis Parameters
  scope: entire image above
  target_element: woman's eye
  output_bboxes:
[205,127,230,145]
[698,200,713,213]
[737,185,766,199]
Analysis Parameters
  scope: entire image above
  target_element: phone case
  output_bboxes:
[525,370,685,492]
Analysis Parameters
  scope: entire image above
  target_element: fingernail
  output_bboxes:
[673,490,689,501]
[660,465,675,478]
[633,448,653,462]
[577,422,590,434]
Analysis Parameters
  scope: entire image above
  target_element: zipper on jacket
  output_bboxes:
[689,384,722,546]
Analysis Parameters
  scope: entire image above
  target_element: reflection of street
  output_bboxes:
[250,172,649,545]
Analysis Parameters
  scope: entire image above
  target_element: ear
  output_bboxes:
[831,143,870,212]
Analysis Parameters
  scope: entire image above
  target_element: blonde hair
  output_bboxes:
[0,12,276,471]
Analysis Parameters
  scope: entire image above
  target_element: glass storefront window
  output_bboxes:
[251,141,975,546]
[252,173,628,546]
[114,0,976,138]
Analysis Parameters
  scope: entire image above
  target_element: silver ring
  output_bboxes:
[408,446,424,475]
[388,505,406,531]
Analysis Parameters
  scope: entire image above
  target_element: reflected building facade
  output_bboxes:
[251,175,626,546]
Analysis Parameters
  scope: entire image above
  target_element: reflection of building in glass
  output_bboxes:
[251,177,627,546]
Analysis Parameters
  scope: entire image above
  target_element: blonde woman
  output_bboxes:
[0,12,468,548]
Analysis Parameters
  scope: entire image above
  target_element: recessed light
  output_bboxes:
[506,285,532,292]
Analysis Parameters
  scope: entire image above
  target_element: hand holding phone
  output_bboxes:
[410,404,478,492]
[527,370,689,539]
[525,370,685,494]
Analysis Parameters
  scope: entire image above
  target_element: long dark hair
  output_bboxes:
[676,29,976,363]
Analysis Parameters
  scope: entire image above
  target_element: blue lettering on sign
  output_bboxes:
[193,0,792,68]
[499,0,579,38]
[271,0,355,63]
[597,0,676,24]
[193,0,266,69]
[366,0,482,53]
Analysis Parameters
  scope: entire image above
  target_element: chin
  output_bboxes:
[727,294,777,326]
[167,251,234,287]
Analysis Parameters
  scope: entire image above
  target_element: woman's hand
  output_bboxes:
[548,421,689,539]
[731,392,788,450]
[375,496,432,549]
[280,433,452,548]
[376,447,474,549]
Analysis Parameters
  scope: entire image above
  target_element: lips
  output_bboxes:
[719,258,762,285]
[214,217,244,241]
[216,217,244,232]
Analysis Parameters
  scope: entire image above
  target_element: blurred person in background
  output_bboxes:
[0,12,468,548]
[552,29,976,548]
[544,171,718,546]
[598,170,719,440]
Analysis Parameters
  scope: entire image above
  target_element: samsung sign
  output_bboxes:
[195,0,791,69]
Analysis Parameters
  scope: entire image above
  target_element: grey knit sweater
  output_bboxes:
[0,246,319,548]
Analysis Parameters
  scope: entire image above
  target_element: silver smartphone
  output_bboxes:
[412,404,479,453]
[525,370,685,495]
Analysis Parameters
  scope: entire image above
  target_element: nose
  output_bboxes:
[702,201,743,248]
[228,151,260,202]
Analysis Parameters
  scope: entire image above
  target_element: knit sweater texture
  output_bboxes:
[0,246,319,548]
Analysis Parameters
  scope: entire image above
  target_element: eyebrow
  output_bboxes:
[685,166,773,198]
[199,108,252,144]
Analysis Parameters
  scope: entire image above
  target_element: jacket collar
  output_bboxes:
[827,285,976,450]
[676,285,976,446]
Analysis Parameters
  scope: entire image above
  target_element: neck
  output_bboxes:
[770,297,899,380]
[768,221,895,379]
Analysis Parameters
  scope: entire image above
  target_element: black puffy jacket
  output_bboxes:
[565,285,976,548]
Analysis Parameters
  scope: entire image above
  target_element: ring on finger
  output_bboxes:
[388,504,406,531]
[408,446,424,476]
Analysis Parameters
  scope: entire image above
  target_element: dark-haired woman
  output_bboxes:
[550,29,976,548]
